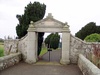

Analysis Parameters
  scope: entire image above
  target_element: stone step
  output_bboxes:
[34,61,61,66]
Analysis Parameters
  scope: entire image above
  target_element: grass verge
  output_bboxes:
[0,42,4,57]
[39,47,47,56]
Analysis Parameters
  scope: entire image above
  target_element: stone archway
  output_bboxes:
[26,13,70,65]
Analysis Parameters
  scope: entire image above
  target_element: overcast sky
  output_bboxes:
[0,0,100,39]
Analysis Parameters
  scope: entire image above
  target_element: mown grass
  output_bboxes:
[0,43,60,57]
[39,47,47,56]
[0,42,4,57]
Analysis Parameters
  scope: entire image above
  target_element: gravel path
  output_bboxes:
[0,49,83,75]
[0,62,83,75]
[42,49,61,62]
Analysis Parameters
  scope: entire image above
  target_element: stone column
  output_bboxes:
[60,22,70,65]
[26,21,37,64]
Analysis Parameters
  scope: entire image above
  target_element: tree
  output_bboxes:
[84,33,100,42]
[0,38,4,43]
[16,2,46,38]
[16,2,46,56]
[50,33,60,49]
[38,32,45,56]
[75,22,97,40]
[44,33,60,49]
[44,33,54,48]
[96,26,100,33]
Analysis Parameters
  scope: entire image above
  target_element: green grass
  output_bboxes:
[39,47,61,56]
[39,47,47,56]
[0,42,4,57]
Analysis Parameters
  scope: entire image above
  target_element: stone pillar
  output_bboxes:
[60,22,70,65]
[26,21,37,64]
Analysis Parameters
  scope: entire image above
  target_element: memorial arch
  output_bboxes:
[26,13,70,65]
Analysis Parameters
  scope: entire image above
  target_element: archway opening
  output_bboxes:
[26,13,70,64]
[38,32,62,62]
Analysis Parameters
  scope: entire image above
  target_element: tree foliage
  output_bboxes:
[84,33,100,42]
[16,2,46,38]
[75,22,100,40]
[16,2,46,56]
[0,38,4,43]
[37,32,45,56]
[44,33,54,48]
[44,33,60,49]
[50,33,60,49]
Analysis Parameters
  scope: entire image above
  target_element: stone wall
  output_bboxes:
[4,39,19,55]
[0,53,21,71]
[18,34,28,61]
[70,35,99,64]
[78,54,100,75]
[4,33,99,64]
[4,34,28,62]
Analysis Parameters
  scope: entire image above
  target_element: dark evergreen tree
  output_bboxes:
[96,26,100,33]
[16,2,46,38]
[75,22,97,40]
[44,33,54,48]
[44,33,60,49]
[50,33,60,49]
[16,2,46,56]
[38,32,44,56]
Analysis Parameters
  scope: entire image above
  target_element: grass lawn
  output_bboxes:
[39,47,47,56]
[39,47,61,56]
[0,42,4,57]
[0,43,47,57]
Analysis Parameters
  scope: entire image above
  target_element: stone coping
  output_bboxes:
[0,53,21,70]
[0,53,21,62]
[78,54,100,75]
[19,34,28,41]
[71,34,100,45]
[4,39,19,41]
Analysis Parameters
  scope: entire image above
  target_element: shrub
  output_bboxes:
[84,33,100,42]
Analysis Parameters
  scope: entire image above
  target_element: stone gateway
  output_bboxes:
[2,13,100,75]
[4,13,98,65]
[24,13,70,64]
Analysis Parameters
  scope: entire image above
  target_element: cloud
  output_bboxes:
[0,0,100,38]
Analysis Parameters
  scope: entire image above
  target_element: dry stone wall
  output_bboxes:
[4,34,99,65]
[18,34,28,61]
[4,35,28,62]
[70,35,99,64]
[0,53,21,71]
[4,39,19,55]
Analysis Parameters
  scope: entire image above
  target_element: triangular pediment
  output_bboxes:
[28,13,70,32]
[34,13,65,28]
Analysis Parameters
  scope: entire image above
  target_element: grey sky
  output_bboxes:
[0,0,100,39]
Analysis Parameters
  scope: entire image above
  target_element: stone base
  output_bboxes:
[60,59,70,65]
[25,59,36,64]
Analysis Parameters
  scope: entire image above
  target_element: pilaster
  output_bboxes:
[60,22,70,65]
[26,21,37,64]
